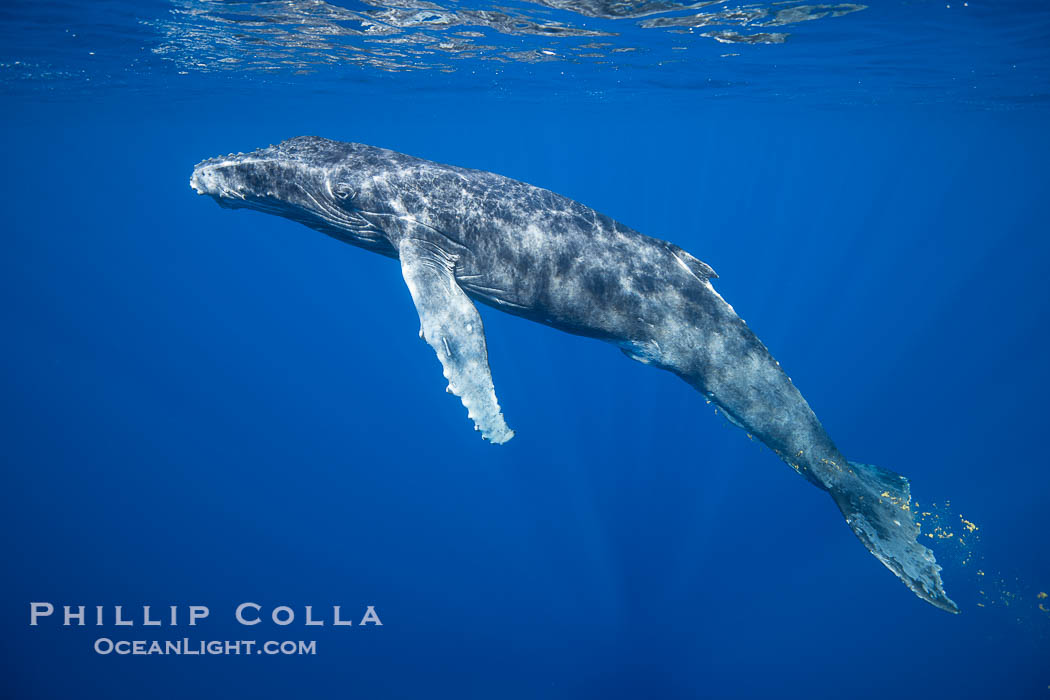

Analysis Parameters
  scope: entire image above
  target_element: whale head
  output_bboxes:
[190,136,393,245]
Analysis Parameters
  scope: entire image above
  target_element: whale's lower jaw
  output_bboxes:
[189,175,246,209]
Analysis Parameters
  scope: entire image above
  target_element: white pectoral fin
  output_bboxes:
[399,237,515,444]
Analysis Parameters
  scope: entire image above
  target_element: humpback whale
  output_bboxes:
[190,136,957,613]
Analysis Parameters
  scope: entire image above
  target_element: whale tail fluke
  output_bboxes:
[831,461,959,613]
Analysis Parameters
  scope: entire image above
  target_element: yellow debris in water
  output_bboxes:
[977,570,985,576]
[976,603,985,607]
[1038,592,1048,599]
[959,516,978,533]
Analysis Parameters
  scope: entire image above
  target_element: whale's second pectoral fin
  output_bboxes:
[399,237,514,444]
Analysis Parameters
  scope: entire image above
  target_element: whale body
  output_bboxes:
[190,136,957,613]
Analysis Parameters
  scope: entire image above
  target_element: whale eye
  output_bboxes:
[331,182,355,201]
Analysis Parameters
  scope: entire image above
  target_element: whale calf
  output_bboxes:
[190,136,957,612]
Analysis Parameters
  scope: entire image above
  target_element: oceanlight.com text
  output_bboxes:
[93,638,317,655]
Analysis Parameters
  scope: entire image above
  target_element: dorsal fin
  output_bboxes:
[667,243,718,281]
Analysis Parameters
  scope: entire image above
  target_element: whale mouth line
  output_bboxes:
[188,177,245,204]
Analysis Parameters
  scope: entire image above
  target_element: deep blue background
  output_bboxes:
[3,14,1050,699]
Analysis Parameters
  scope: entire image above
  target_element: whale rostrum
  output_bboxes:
[191,136,958,613]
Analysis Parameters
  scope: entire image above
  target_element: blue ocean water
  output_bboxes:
[2,1,1049,698]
